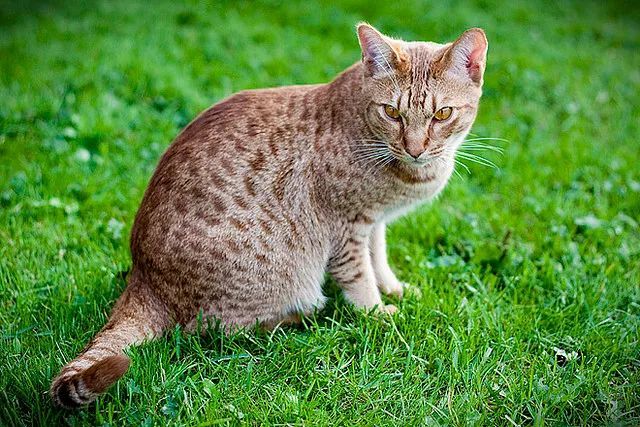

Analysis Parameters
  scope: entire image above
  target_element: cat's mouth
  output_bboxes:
[400,154,444,170]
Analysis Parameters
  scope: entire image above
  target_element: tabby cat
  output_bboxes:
[51,23,488,408]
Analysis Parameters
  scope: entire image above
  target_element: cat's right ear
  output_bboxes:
[356,23,406,78]
[439,28,488,86]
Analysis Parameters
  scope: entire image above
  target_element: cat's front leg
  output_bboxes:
[370,222,405,298]
[328,224,396,314]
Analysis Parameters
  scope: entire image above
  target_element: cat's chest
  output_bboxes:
[381,168,448,202]
[379,184,436,217]
[323,157,452,221]
[366,166,452,221]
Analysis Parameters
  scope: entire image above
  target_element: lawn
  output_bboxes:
[1,0,639,425]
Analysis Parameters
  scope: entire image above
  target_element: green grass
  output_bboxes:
[1,0,639,425]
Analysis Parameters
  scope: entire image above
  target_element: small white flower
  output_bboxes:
[107,218,125,240]
[75,148,91,162]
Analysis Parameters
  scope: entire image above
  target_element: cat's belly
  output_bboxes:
[169,211,332,329]
[183,257,328,330]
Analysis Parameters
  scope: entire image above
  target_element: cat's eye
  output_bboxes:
[434,107,453,121]
[384,104,401,120]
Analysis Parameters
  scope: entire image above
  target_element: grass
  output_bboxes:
[1,0,639,425]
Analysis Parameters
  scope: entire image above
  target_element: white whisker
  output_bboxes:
[451,164,464,180]
[459,145,504,154]
[454,159,471,174]
[350,139,389,144]
[455,151,499,169]
[464,137,509,143]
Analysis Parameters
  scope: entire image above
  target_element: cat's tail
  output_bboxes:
[50,272,171,408]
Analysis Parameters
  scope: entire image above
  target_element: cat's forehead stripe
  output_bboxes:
[407,47,433,110]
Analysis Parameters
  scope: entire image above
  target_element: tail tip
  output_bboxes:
[52,354,131,409]
[83,354,131,394]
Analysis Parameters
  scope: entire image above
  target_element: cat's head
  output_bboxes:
[356,23,487,168]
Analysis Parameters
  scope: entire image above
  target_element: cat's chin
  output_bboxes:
[398,157,445,171]
[385,156,449,185]
[400,155,456,182]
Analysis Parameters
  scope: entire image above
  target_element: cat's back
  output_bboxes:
[131,84,329,265]
[153,83,322,184]
[141,86,317,198]
[180,84,323,147]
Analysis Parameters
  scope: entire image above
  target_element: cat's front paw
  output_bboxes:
[379,280,423,300]
[381,304,398,315]
[372,303,397,316]
[378,278,405,299]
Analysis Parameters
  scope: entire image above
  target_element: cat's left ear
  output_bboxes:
[441,28,488,86]
[356,23,408,78]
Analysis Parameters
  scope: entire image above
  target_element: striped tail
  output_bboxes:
[51,276,170,408]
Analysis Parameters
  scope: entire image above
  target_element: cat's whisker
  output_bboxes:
[357,147,395,174]
[462,137,508,155]
[460,142,503,148]
[351,147,391,158]
[461,142,504,150]
[420,150,448,165]
[459,144,504,154]
[462,140,504,145]
[356,155,390,166]
[355,155,385,163]
[354,154,390,167]
[351,145,389,153]
[456,151,498,167]
[350,139,403,172]
[466,133,510,143]
[388,146,404,158]
[352,150,390,159]
[353,147,395,170]
[350,138,389,143]
[450,162,464,180]
[379,155,396,170]
[352,145,390,154]
[351,139,387,147]
[461,140,507,154]
[461,138,505,153]
[454,158,471,175]
[370,152,394,170]
[425,150,445,159]
[443,148,472,174]
[464,137,509,143]
[455,151,499,169]
[350,141,389,154]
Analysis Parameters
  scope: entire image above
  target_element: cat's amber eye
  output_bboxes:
[384,104,401,120]
[434,107,453,121]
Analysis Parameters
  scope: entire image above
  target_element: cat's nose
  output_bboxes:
[404,138,427,159]
[404,129,428,159]
[405,144,425,159]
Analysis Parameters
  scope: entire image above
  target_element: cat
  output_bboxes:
[51,23,488,408]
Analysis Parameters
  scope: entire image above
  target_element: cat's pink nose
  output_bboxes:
[405,144,425,159]
[404,129,428,159]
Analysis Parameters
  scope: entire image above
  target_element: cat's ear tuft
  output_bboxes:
[356,23,406,78]
[442,28,488,85]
